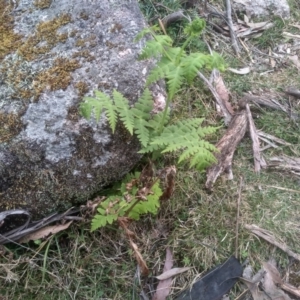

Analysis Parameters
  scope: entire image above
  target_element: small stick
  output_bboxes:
[198,71,232,125]
[235,177,243,258]
[225,0,240,55]
[245,104,264,172]
[245,224,300,261]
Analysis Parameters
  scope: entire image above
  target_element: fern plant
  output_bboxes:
[91,171,162,231]
[136,18,225,131]
[81,18,223,169]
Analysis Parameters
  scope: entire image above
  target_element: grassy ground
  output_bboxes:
[1,0,300,299]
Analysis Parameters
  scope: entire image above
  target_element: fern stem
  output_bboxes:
[124,198,142,217]
[176,35,193,65]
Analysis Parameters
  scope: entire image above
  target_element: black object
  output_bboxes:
[176,256,242,300]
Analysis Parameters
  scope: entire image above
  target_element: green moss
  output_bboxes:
[33,0,52,9]
[72,49,95,61]
[0,112,22,143]
[17,13,72,61]
[0,1,22,61]
[75,81,89,97]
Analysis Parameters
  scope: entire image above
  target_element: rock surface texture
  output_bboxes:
[233,0,290,19]
[0,0,159,217]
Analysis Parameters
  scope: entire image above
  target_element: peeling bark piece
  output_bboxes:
[243,94,300,120]
[284,87,300,99]
[205,110,247,190]
[268,155,300,175]
[199,70,233,125]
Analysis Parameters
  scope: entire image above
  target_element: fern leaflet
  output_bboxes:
[113,90,135,135]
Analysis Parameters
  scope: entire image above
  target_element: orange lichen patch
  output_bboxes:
[0,1,22,61]
[33,0,52,9]
[17,14,72,61]
[75,81,89,97]
[0,113,23,143]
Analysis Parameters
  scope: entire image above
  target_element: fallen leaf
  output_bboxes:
[129,239,149,276]
[156,267,191,280]
[283,32,300,39]
[20,221,73,243]
[288,55,300,70]
[290,24,300,30]
[228,67,251,75]
[245,20,270,30]
[240,277,266,300]
[263,261,282,285]
[152,248,174,300]
[263,260,291,300]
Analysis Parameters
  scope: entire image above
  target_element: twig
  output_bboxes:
[245,224,300,261]
[281,282,300,297]
[235,177,243,258]
[198,71,232,125]
[225,0,240,55]
[245,104,265,172]
[257,131,292,147]
[263,185,300,193]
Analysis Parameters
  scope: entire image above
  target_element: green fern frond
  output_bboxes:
[146,65,166,86]
[92,90,118,132]
[189,150,217,169]
[80,97,98,120]
[138,141,163,154]
[166,64,185,100]
[147,119,217,168]
[128,181,162,220]
[206,52,226,71]
[81,91,116,125]
[134,118,150,147]
[134,25,160,42]
[181,53,208,84]
[139,35,173,59]
[131,88,153,119]
[149,110,171,130]
[113,90,135,135]
[197,125,221,138]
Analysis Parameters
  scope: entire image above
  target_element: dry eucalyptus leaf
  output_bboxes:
[129,239,149,276]
[290,24,300,30]
[288,55,300,69]
[262,261,282,285]
[283,32,300,39]
[228,67,251,74]
[20,221,73,243]
[152,248,174,300]
[156,267,191,280]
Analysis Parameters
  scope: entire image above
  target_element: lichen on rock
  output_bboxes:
[0,0,160,218]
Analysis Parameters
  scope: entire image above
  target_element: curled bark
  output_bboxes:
[205,109,247,190]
